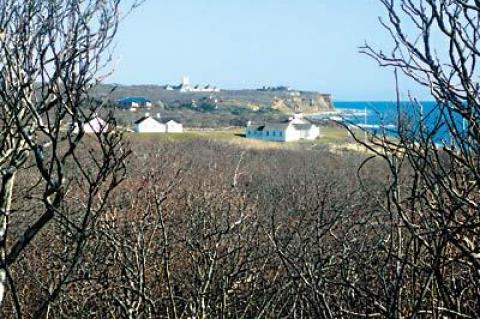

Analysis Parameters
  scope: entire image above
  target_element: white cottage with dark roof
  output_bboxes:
[165,120,183,133]
[134,115,166,133]
[134,114,184,133]
[245,115,319,142]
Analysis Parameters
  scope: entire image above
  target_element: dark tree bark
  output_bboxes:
[0,0,142,315]
[345,0,480,317]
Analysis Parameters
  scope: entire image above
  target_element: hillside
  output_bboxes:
[92,84,334,114]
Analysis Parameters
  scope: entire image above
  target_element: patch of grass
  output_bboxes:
[126,127,351,141]
[319,126,352,143]
[123,126,369,152]
[124,132,200,141]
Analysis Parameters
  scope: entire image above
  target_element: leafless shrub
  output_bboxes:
[0,0,142,316]
[341,1,480,317]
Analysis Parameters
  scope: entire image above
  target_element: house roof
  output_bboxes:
[135,116,182,125]
[86,116,106,125]
[134,115,162,125]
[247,123,290,131]
[247,117,317,132]
[247,125,265,131]
[264,123,291,130]
[293,124,314,130]
[165,120,181,125]
[118,96,152,104]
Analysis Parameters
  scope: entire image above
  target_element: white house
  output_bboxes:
[245,115,319,142]
[84,115,108,133]
[134,115,166,133]
[71,115,108,134]
[165,120,183,133]
[133,115,184,133]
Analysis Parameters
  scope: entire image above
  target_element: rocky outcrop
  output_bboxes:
[272,94,333,114]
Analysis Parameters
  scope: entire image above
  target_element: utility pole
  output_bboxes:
[364,105,368,144]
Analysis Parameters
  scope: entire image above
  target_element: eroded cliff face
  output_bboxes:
[272,94,333,114]
[93,84,334,115]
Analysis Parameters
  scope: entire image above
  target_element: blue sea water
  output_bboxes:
[323,101,465,144]
[333,100,437,126]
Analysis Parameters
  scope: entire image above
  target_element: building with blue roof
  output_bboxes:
[117,96,153,109]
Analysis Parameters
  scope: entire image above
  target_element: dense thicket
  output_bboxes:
[2,0,480,317]
[1,138,394,318]
[7,132,477,318]
[354,1,480,317]
[3,128,479,319]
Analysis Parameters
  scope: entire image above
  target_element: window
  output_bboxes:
[266,131,269,137]
[272,131,276,137]
[279,131,283,137]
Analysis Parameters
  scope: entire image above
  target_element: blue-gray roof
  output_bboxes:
[117,96,152,104]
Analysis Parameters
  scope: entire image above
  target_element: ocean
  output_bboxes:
[316,101,466,144]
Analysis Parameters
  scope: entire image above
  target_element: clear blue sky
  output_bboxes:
[110,0,429,101]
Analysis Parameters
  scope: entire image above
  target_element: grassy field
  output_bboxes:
[319,126,353,143]
[123,125,364,151]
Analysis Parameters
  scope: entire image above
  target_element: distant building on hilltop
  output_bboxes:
[165,77,221,93]
[245,114,319,142]
[117,96,152,110]
[258,86,294,92]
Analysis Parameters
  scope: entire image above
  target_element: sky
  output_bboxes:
[110,0,430,101]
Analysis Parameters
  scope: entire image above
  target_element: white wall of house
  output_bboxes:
[246,127,288,142]
[284,125,302,142]
[166,120,183,133]
[134,117,166,133]
[83,117,108,133]
[245,123,320,142]
[305,126,320,140]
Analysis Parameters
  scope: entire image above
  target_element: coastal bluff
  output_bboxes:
[94,84,334,115]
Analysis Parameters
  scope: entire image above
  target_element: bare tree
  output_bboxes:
[0,0,141,315]
[344,0,480,317]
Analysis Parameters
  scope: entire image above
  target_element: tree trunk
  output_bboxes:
[0,171,16,306]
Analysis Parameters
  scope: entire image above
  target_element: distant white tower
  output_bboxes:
[182,76,190,86]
